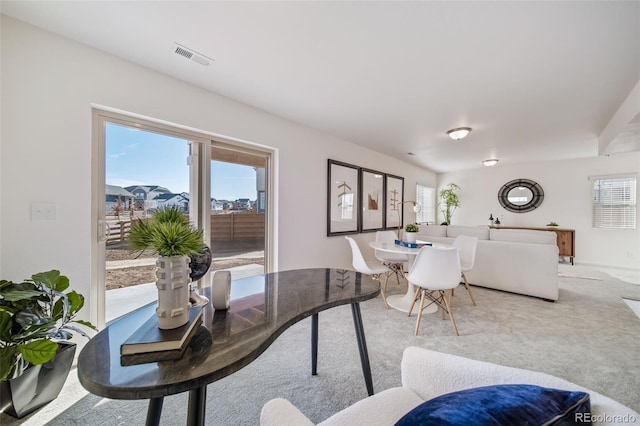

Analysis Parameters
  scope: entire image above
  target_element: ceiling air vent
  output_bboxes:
[173,43,213,67]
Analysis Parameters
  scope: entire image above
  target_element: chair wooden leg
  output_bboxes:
[462,273,477,306]
[380,282,389,310]
[382,273,391,309]
[408,286,421,317]
[443,290,459,336]
[414,290,427,336]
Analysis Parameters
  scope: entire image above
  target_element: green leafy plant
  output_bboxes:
[128,206,205,257]
[0,270,97,381]
[405,223,420,233]
[439,183,461,225]
[546,221,559,226]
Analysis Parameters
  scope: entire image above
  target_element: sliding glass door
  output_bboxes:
[92,110,274,327]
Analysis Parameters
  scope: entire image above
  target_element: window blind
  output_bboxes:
[592,176,637,229]
[416,184,435,224]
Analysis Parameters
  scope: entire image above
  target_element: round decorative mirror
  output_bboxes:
[498,179,544,213]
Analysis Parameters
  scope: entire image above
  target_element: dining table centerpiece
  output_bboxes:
[404,223,420,243]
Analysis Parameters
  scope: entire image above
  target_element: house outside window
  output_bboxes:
[592,175,637,229]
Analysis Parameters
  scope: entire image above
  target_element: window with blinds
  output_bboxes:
[592,175,637,229]
[416,184,436,224]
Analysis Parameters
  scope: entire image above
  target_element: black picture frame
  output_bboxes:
[327,160,360,236]
[385,174,404,230]
[360,168,385,232]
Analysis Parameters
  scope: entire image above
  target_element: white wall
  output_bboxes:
[437,153,640,269]
[0,16,436,320]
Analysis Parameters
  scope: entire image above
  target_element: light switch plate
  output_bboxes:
[31,203,56,221]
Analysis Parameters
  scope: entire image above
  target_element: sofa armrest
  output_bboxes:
[260,398,314,426]
[400,347,639,425]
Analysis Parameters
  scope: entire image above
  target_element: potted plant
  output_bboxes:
[0,269,97,418]
[404,223,420,243]
[128,206,205,329]
[439,183,461,225]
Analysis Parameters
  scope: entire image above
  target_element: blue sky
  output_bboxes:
[106,123,256,200]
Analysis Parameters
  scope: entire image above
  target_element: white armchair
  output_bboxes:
[260,347,639,426]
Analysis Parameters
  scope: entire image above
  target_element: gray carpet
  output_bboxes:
[4,270,640,425]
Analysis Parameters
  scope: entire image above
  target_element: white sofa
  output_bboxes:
[415,225,559,301]
[260,347,639,426]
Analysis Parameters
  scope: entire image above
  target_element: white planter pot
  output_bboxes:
[155,255,191,329]
[405,232,417,243]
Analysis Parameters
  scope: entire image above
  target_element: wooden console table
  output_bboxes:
[491,226,575,265]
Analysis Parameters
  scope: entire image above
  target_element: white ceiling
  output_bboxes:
[2,1,639,172]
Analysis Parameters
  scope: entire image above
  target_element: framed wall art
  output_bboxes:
[360,168,385,232]
[385,174,404,230]
[327,160,360,236]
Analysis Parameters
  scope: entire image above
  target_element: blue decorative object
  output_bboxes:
[394,240,432,249]
[394,384,591,426]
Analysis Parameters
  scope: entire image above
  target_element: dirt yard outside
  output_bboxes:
[105,248,264,290]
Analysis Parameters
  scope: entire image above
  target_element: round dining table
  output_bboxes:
[369,240,439,314]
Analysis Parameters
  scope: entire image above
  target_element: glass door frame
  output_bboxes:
[91,108,275,328]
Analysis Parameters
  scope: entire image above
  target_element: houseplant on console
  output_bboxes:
[128,206,205,329]
[439,183,461,225]
[0,269,97,418]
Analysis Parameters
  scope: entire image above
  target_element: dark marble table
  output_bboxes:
[77,268,380,426]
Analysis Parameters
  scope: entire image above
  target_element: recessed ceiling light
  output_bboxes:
[447,127,472,140]
[482,159,499,167]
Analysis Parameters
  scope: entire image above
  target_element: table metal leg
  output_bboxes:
[350,302,374,396]
[145,397,164,426]
[187,385,207,426]
[311,313,319,375]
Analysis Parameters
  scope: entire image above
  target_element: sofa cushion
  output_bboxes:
[418,225,447,237]
[490,228,556,244]
[446,225,489,240]
[394,384,590,426]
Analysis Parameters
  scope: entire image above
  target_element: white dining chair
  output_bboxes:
[407,246,462,336]
[374,230,408,285]
[345,236,391,308]
[452,235,478,306]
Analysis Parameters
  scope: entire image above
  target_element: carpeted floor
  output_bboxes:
[3,268,640,425]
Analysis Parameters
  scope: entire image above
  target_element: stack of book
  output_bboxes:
[120,306,203,366]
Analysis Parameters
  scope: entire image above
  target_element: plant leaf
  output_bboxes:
[52,329,72,340]
[66,291,84,317]
[15,306,53,327]
[52,292,70,322]
[60,324,88,339]
[18,339,58,365]
[0,283,42,302]
[31,270,69,292]
[74,319,99,332]
[0,310,13,341]
[0,345,18,381]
